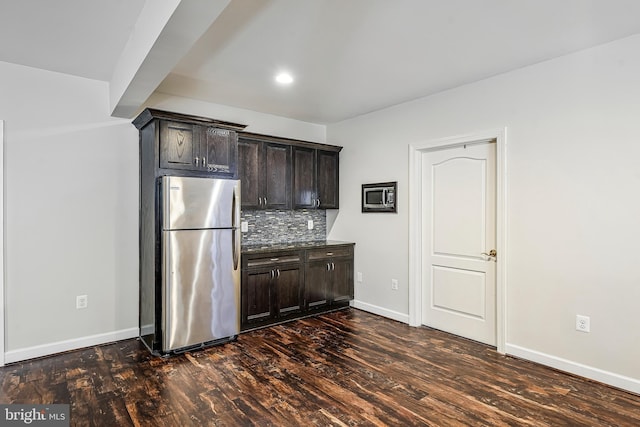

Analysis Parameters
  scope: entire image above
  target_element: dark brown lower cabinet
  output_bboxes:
[242,268,272,325]
[241,251,304,330]
[329,258,354,304]
[305,245,354,312]
[305,262,330,311]
[241,244,354,331]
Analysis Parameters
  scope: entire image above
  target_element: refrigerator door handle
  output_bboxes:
[232,228,240,271]
[232,181,240,229]
[232,183,240,271]
[231,181,242,270]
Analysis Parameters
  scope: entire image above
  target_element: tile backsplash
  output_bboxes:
[240,209,326,245]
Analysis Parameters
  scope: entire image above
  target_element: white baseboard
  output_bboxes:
[351,300,410,324]
[506,343,640,395]
[4,327,139,364]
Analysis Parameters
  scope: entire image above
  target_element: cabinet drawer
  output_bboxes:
[245,252,302,268]
[306,246,353,261]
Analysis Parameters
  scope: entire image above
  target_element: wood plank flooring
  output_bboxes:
[1,308,640,426]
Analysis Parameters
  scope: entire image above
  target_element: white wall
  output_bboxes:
[327,35,640,390]
[0,61,139,358]
[0,61,326,362]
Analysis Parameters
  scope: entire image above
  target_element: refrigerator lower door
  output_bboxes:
[162,228,240,352]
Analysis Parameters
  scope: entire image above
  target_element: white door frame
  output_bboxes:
[1,120,4,366]
[408,128,507,354]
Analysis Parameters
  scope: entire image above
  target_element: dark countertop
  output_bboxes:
[241,240,355,254]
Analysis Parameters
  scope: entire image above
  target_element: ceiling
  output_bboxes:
[0,0,146,81]
[2,0,640,124]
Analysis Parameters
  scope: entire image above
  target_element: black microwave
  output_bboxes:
[362,182,397,213]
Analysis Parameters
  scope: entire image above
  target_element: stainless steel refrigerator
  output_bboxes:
[160,176,241,353]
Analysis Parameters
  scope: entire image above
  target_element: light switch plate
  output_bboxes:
[241,221,248,232]
[307,220,314,230]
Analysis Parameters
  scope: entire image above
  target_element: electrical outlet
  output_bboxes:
[576,315,590,333]
[307,220,314,230]
[76,295,88,309]
[391,279,399,290]
[241,221,248,232]
[357,272,363,282]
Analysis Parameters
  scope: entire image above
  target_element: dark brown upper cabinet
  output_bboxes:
[133,108,246,180]
[238,137,291,210]
[238,132,341,211]
[317,149,339,209]
[159,121,238,177]
[292,147,316,209]
[158,121,197,170]
[293,147,339,209]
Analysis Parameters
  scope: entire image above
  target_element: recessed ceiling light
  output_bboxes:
[275,72,294,85]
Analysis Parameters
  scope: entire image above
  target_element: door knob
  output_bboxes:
[481,249,497,257]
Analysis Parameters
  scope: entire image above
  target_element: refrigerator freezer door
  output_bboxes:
[162,176,240,230]
[162,228,240,352]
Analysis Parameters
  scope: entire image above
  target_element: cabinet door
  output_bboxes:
[292,146,317,209]
[202,127,237,176]
[305,261,330,311]
[159,121,198,170]
[264,143,292,209]
[242,269,273,328]
[317,150,339,209]
[331,258,353,305]
[274,265,303,317]
[238,139,261,209]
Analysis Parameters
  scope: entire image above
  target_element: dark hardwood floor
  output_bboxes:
[2,309,639,426]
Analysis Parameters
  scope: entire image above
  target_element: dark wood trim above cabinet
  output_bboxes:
[133,108,247,131]
[134,110,340,154]
[239,131,343,153]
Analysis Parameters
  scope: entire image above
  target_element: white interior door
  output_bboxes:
[421,142,496,345]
